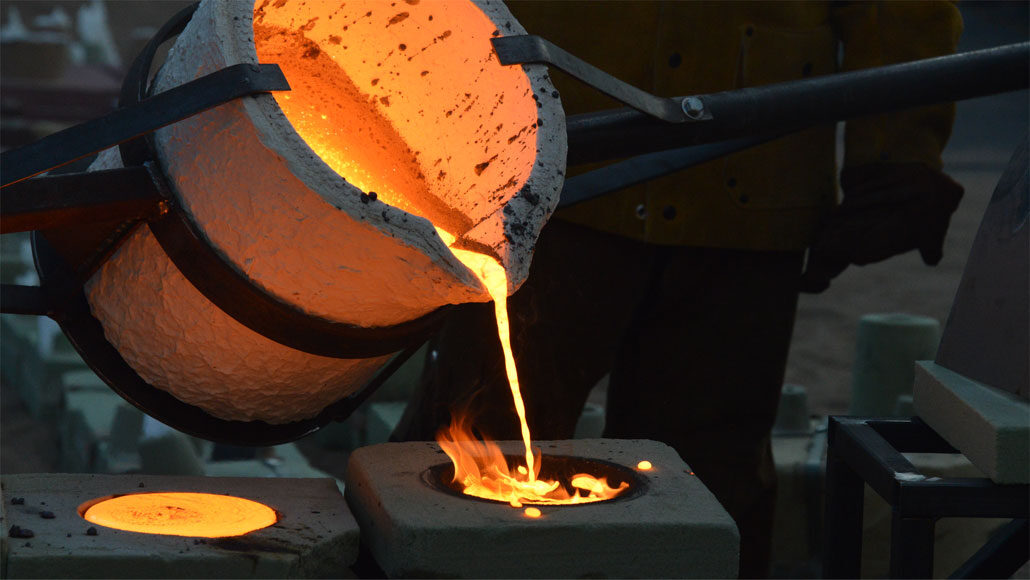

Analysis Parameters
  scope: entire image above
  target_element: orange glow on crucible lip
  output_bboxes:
[636,460,653,470]
[80,492,277,538]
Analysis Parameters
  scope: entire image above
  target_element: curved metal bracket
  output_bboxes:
[0,63,290,188]
[491,35,687,123]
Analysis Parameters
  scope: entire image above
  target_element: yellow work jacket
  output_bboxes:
[508,1,962,250]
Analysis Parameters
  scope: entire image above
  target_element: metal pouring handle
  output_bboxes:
[562,41,1030,166]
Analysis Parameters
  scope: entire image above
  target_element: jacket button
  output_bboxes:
[668,52,682,68]
[662,205,677,220]
[635,204,647,219]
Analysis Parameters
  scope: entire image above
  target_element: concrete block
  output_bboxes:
[770,422,826,577]
[573,402,605,439]
[88,403,145,474]
[59,390,128,473]
[1,314,40,348]
[1,316,61,420]
[65,391,121,440]
[773,384,811,436]
[57,409,93,473]
[366,402,406,445]
[346,439,739,579]
[0,241,32,284]
[936,140,1029,400]
[138,432,206,477]
[60,370,107,393]
[41,351,87,378]
[369,343,427,403]
[12,363,57,421]
[850,314,940,416]
[1,473,359,578]
[92,441,141,476]
[914,361,1030,483]
[107,405,144,456]
[311,413,366,451]
[204,443,342,489]
[1,233,34,282]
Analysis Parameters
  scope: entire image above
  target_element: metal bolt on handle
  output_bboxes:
[681,96,706,120]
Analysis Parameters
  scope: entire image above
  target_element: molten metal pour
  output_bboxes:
[254,2,626,508]
[435,229,629,506]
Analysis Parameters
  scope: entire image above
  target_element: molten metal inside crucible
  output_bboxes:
[254,0,540,243]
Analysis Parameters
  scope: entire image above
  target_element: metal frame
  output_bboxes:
[557,41,1029,166]
[489,34,1028,204]
[823,416,1029,579]
[491,35,688,123]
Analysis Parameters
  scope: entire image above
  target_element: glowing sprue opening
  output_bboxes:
[81,493,277,538]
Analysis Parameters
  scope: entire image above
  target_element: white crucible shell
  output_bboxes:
[83,0,566,425]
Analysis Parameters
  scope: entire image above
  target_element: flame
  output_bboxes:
[81,492,277,538]
[437,412,629,507]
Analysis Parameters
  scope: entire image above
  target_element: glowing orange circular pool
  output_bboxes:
[80,492,277,538]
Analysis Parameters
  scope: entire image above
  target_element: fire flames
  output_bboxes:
[438,410,629,507]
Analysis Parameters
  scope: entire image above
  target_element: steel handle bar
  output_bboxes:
[564,42,1029,166]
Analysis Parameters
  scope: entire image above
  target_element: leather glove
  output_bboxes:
[800,162,964,293]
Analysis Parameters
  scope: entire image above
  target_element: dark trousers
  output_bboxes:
[395,219,803,578]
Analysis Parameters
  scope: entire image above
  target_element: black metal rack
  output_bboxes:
[823,416,1029,578]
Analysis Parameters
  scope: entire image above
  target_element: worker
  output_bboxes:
[394,2,964,577]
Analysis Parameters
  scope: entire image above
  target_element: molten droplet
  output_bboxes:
[81,493,277,538]
[524,507,541,518]
[637,460,653,470]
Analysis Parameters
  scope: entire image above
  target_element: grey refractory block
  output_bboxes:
[914,361,1030,484]
[345,439,740,579]
[1,473,358,578]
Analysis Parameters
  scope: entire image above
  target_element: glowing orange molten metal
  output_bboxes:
[436,233,629,507]
[254,0,622,509]
[81,492,277,537]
